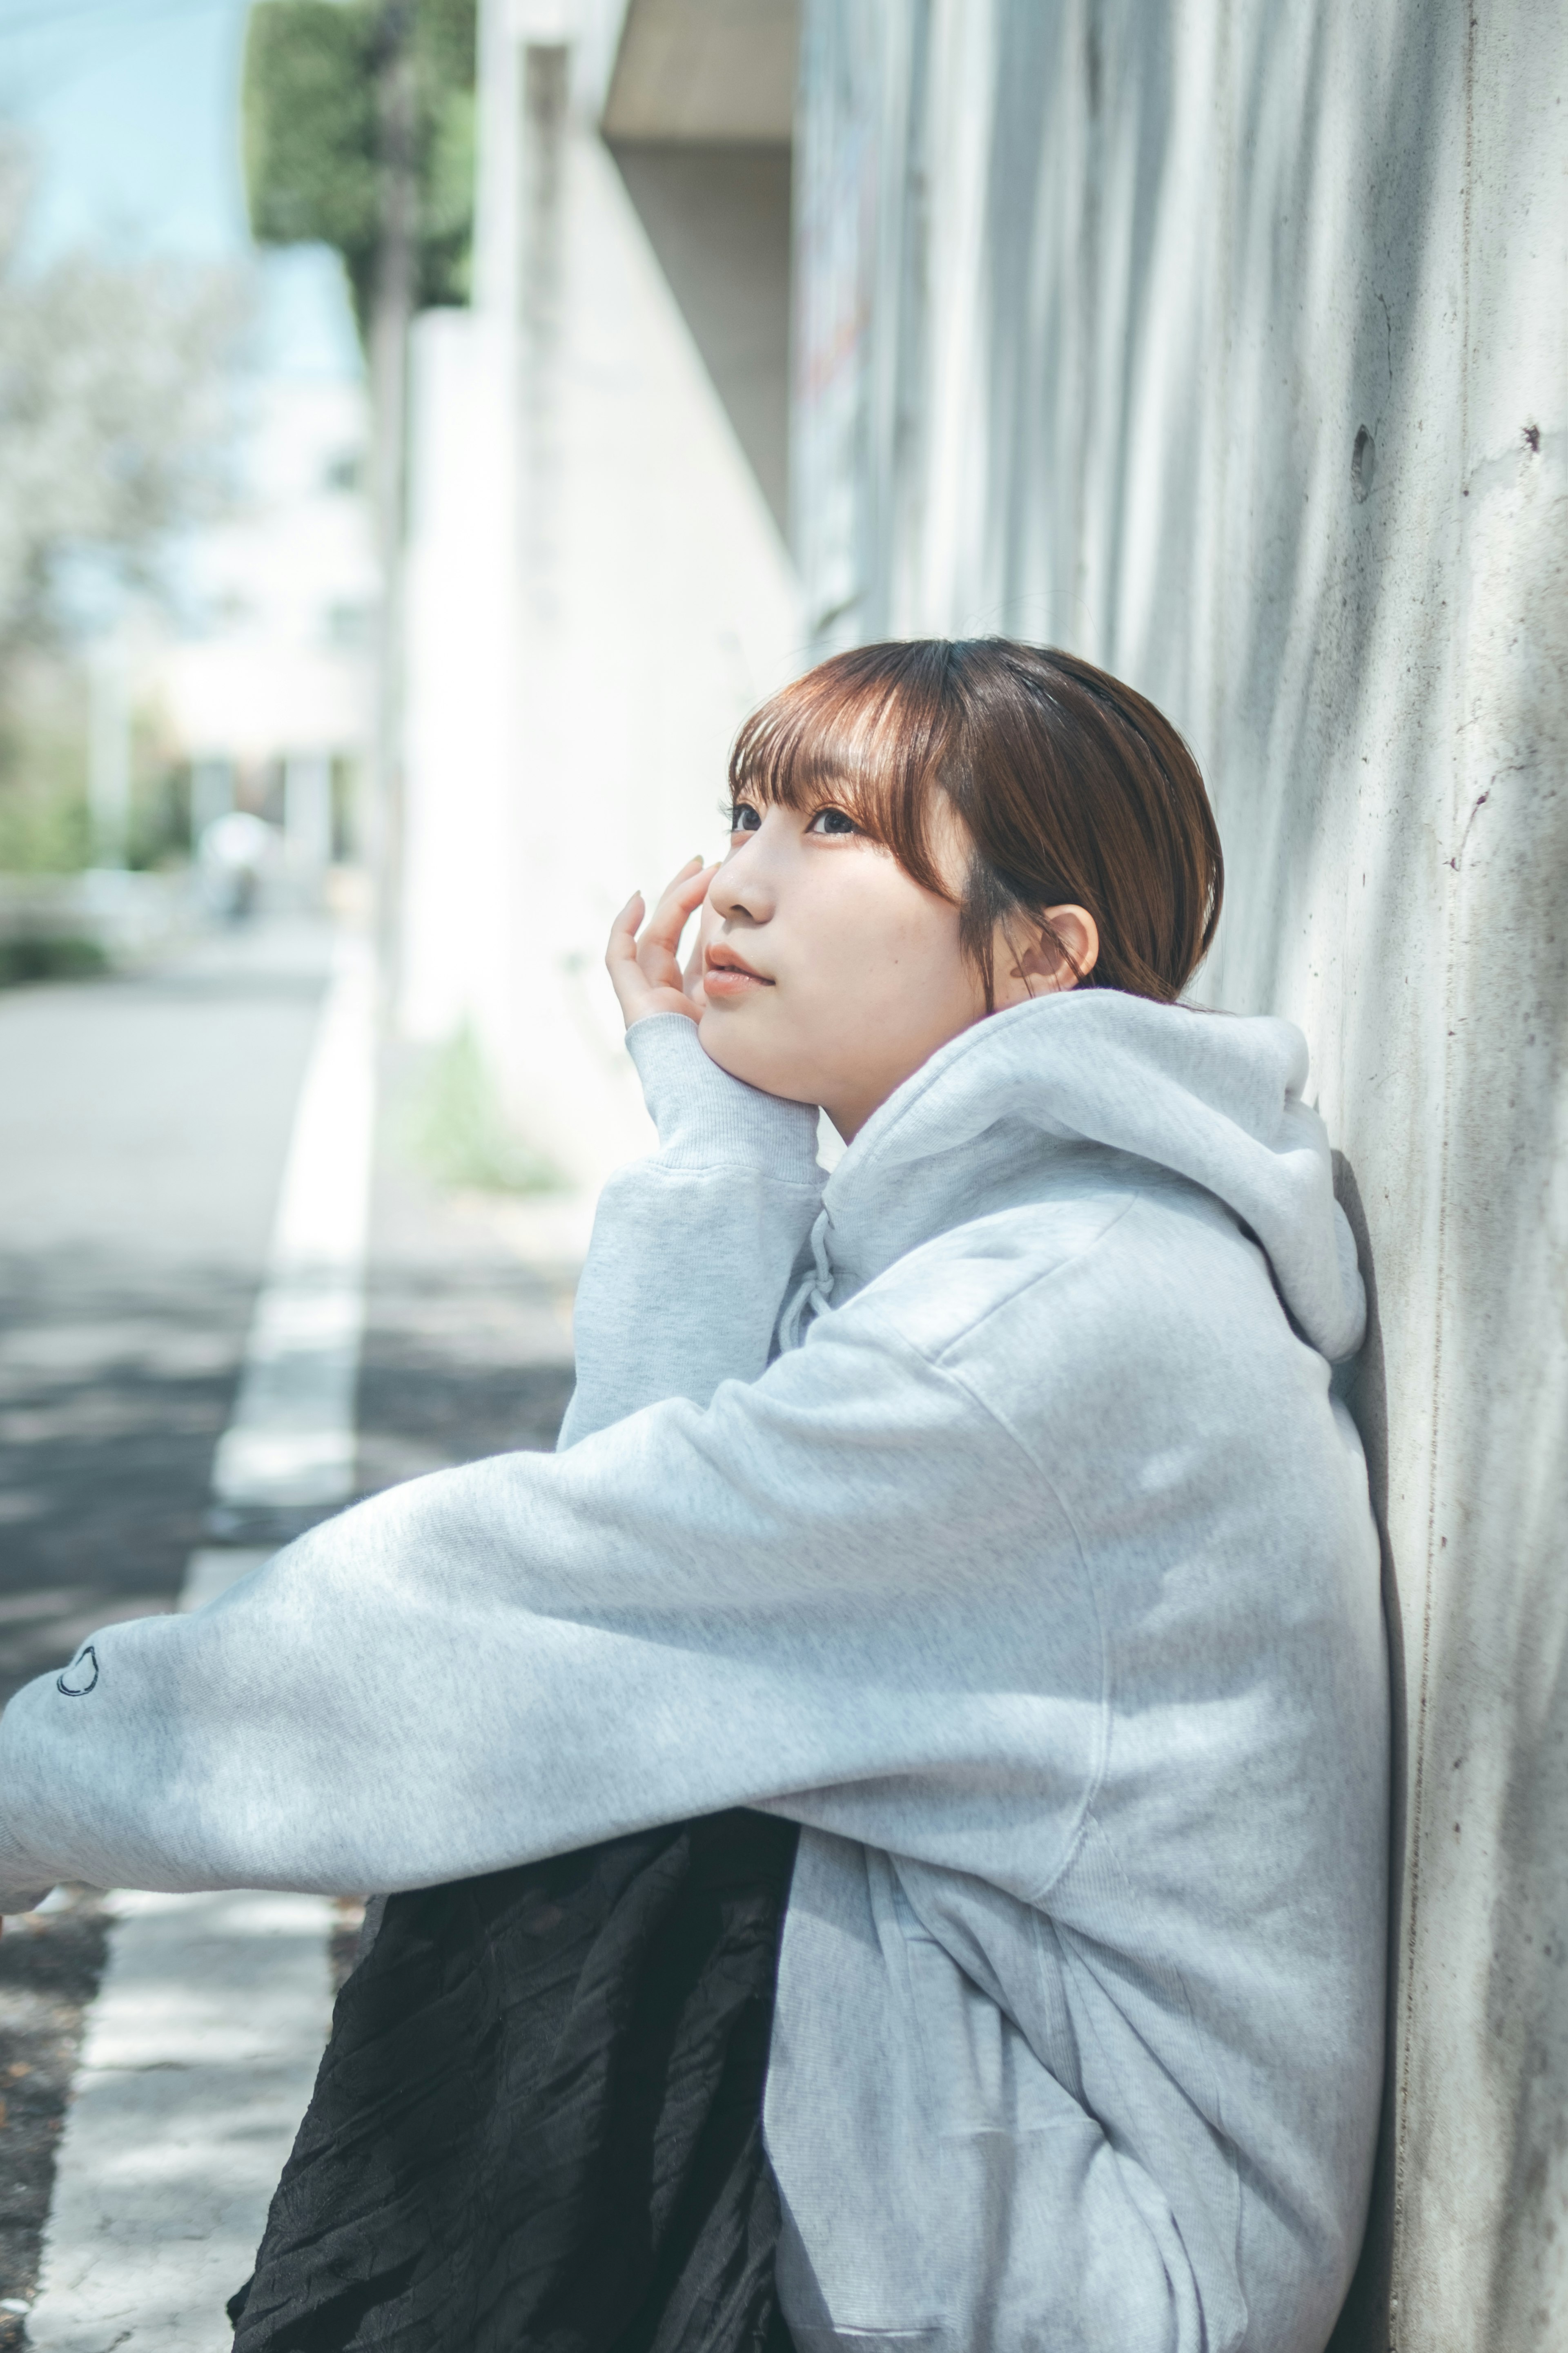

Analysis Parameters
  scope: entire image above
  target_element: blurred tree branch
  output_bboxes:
[0,138,249,670]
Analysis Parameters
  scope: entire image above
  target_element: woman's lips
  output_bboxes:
[704,947,773,999]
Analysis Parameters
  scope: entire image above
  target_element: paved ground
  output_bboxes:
[0,909,582,2340]
[357,1036,577,1494]
[0,1896,110,2351]
[0,920,330,1708]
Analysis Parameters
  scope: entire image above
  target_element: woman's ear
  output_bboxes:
[993,906,1100,1006]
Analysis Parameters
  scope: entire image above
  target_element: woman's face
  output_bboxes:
[694,792,1096,1140]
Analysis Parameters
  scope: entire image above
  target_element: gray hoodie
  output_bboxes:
[0,991,1387,2353]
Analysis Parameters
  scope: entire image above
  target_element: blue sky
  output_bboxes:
[0,0,361,377]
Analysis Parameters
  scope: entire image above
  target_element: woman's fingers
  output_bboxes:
[637,860,718,992]
[607,890,646,961]
[640,858,715,959]
[605,865,717,1032]
[606,892,654,1023]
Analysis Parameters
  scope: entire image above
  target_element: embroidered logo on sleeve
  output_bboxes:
[56,1646,99,1698]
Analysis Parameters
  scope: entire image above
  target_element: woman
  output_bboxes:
[0,641,1387,2353]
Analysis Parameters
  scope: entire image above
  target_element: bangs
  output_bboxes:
[727,642,959,901]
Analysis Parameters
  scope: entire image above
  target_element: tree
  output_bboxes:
[0,138,247,669]
[242,0,477,337]
[242,0,477,966]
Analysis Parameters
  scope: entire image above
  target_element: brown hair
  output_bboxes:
[728,639,1223,1005]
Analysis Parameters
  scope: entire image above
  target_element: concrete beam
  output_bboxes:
[602,0,798,141]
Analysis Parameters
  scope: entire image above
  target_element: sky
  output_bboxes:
[0,0,361,378]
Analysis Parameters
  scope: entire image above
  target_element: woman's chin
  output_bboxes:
[697,1011,816,1106]
[697,1008,764,1087]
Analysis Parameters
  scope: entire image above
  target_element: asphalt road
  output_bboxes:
[0,908,579,2332]
[0,918,332,1708]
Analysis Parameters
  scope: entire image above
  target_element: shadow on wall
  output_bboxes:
[609,141,794,535]
[1327,1156,1403,2353]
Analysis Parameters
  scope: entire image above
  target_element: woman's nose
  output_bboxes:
[708,831,775,924]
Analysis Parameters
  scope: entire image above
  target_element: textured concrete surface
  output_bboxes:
[794,4,1566,2345]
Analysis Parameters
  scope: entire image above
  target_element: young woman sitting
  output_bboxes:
[0,640,1388,2353]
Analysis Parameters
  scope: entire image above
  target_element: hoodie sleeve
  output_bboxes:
[0,1287,1091,1913]
[556,1013,825,1446]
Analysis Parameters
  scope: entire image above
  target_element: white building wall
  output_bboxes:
[399,310,520,1053]
[162,376,376,774]
[795,4,1567,2346]
[400,3,803,1189]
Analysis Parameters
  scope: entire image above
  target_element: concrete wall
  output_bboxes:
[795,4,1568,2345]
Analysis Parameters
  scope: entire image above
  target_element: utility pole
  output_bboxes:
[88,635,131,871]
[369,0,418,985]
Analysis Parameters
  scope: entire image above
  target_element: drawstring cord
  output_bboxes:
[778,1205,835,1352]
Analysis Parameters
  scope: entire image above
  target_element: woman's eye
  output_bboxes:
[726,803,761,834]
[805,807,859,836]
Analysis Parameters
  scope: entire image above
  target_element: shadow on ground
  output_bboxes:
[0,1891,111,2349]
[0,1253,259,1710]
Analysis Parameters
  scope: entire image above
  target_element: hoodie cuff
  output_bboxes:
[626,1013,822,1175]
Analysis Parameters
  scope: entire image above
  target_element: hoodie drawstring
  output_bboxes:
[778,1206,835,1352]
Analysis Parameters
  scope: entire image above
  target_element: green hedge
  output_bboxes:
[0,936,107,988]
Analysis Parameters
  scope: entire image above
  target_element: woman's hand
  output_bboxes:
[606,857,720,1031]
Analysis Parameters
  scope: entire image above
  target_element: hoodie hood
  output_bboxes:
[813,989,1365,1363]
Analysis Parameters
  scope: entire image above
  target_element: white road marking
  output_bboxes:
[24,1889,334,2353]
[211,933,377,1508]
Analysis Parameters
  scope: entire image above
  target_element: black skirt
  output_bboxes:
[229,1811,800,2353]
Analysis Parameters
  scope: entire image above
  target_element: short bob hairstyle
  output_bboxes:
[728,639,1223,1006]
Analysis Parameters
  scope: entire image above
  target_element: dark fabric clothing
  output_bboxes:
[229,1811,800,2353]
